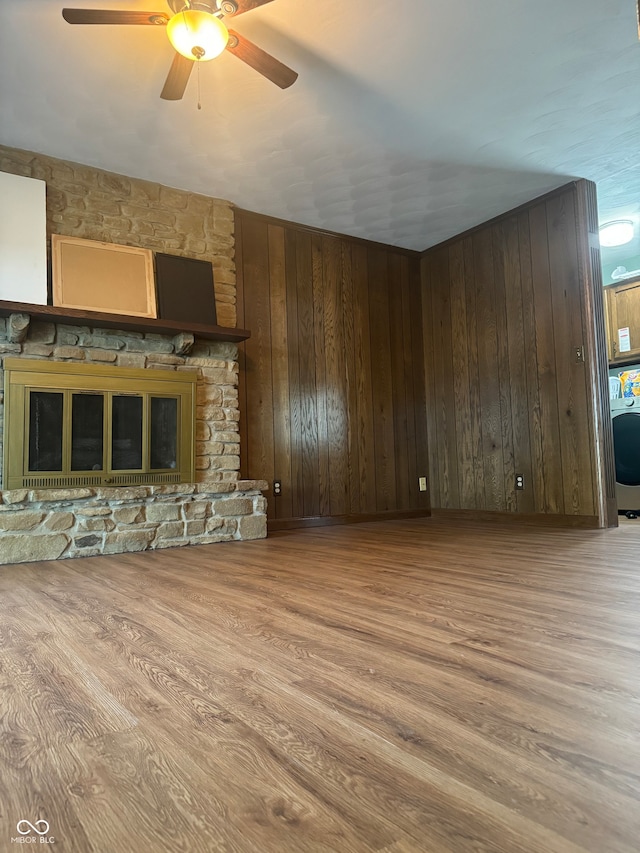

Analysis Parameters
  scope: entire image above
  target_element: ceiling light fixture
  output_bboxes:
[599,220,635,247]
[166,9,229,61]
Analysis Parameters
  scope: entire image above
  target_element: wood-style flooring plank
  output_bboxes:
[1,517,639,852]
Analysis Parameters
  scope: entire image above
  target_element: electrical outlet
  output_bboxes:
[418,476,427,492]
[574,345,585,363]
[273,480,282,496]
[515,474,524,490]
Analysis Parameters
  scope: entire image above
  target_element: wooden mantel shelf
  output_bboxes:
[0,300,250,343]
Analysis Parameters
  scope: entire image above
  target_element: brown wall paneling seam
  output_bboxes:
[268,223,293,522]
[528,200,564,514]
[574,180,617,528]
[449,240,475,509]
[517,209,546,514]
[492,221,517,513]
[352,243,377,515]
[295,230,321,519]
[472,227,504,511]
[236,215,248,480]
[368,247,397,512]
[545,191,596,517]
[323,235,349,518]
[421,255,440,506]
[408,256,431,513]
[389,252,411,512]
[312,232,331,518]
[501,215,535,515]
[462,235,486,509]
[241,216,276,517]
[343,241,362,516]
[284,228,304,520]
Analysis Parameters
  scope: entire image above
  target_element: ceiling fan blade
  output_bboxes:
[62,9,169,25]
[231,0,276,15]
[226,30,297,89]
[160,52,194,100]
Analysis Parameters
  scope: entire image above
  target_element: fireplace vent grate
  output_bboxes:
[106,473,182,485]
[21,473,182,489]
[24,476,104,488]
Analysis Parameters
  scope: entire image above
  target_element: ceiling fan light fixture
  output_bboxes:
[599,219,635,247]
[166,9,229,61]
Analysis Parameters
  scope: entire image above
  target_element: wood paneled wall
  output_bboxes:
[236,210,429,526]
[421,181,614,525]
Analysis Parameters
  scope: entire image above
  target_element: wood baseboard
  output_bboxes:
[268,509,431,532]
[430,508,603,529]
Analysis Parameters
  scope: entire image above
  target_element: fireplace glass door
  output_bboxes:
[27,390,181,475]
[71,393,104,471]
[3,359,196,490]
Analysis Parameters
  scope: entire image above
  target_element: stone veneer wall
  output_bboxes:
[0,144,236,327]
[0,483,267,565]
[0,147,271,564]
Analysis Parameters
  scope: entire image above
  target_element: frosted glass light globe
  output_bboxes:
[167,10,229,61]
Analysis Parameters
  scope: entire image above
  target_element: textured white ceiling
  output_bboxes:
[1,0,640,251]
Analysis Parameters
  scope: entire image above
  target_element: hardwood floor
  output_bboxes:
[1,517,639,852]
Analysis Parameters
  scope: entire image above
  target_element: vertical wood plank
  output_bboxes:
[352,244,377,514]
[295,231,320,518]
[239,216,274,513]
[268,224,293,521]
[341,242,361,515]
[284,228,304,519]
[492,223,516,512]
[472,229,504,510]
[408,257,430,511]
[546,193,596,516]
[528,201,564,514]
[388,253,411,510]
[235,214,248,481]
[323,235,350,517]
[502,215,534,514]
[368,248,397,512]
[421,255,441,507]
[518,210,545,513]
[311,234,330,517]
[462,236,485,508]
[574,179,616,527]
[431,247,460,508]
[449,241,475,508]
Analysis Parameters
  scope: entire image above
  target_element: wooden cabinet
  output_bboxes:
[605,277,640,363]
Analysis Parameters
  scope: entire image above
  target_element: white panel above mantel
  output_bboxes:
[0,171,47,305]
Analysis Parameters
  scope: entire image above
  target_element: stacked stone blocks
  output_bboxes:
[0,483,268,565]
[0,319,240,484]
[0,144,236,328]
[0,319,268,565]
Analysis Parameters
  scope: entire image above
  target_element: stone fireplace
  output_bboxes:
[0,315,267,565]
[0,144,267,566]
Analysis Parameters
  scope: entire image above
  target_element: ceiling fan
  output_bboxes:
[62,0,298,100]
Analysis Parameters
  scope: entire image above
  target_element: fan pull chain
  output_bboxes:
[197,61,202,110]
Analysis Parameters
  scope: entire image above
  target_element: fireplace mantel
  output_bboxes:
[0,300,250,343]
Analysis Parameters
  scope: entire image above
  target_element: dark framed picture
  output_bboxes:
[154,253,217,326]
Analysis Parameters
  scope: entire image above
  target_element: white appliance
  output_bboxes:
[611,396,640,513]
